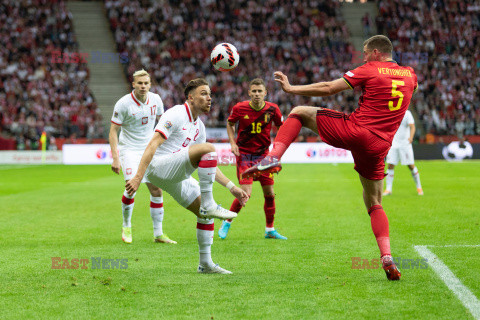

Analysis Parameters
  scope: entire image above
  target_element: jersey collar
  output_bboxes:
[249,101,265,111]
[184,102,194,123]
[131,91,149,106]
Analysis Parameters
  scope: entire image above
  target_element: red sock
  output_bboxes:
[227,198,243,222]
[368,205,391,258]
[264,195,275,228]
[270,114,303,159]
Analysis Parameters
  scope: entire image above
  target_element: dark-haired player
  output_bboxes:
[244,35,418,280]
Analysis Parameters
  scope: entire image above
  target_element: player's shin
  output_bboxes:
[270,114,304,159]
[264,195,275,229]
[197,217,215,267]
[227,198,243,222]
[411,166,422,189]
[385,169,394,192]
[150,196,164,237]
[368,205,391,258]
[122,190,136,227]
[198,152,217,210]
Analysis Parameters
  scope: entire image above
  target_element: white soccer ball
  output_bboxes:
[210,43,240,72]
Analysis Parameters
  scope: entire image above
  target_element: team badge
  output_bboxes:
[346,71,354,77]
[164,121,172,129]
[114,111,118,118]
[244,115,249,119]
[142,117,148,125]
[264,113,271,123]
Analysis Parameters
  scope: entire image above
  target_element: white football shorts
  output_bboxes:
[386,145,415,166]
[119,150,150,183]
[145,147,200,208]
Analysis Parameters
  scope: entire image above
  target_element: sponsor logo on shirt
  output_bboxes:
[244,115,249,119]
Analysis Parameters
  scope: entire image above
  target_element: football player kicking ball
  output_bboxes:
[110,69,176,244]
[126,78,249,274]
[244,35,418,280]
[383,109,423,196]
[219,78,286,240]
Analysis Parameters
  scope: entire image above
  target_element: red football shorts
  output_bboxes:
[316,109,390,180]
[236,153,274,185]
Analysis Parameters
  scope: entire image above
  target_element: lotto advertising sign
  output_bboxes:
[282,143,353,163]
[62,144,113,164]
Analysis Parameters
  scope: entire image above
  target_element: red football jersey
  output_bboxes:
[228,101,283,155]
[343,61,418,143]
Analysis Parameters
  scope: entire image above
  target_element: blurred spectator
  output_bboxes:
[0,0,103,149]
[377,0,480,138]
[104,0,360,134]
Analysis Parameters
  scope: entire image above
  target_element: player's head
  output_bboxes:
[132,69,151,96]
[248,78,267,107]
[184,78,211,114]
[363,35,393,63]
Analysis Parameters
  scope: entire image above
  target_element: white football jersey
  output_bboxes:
[391,110,415,148]
[111,91,164,152]
[154,102,206,155]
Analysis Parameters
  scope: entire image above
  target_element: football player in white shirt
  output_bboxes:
[109,69,176,244]
[126,78,249,274]
[384,109,423,196]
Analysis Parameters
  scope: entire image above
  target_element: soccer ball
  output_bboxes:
[210,43,240,72]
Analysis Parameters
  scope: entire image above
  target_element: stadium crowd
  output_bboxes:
[104,0,358,128]
[0,0,103,150]
[376,0,480,137]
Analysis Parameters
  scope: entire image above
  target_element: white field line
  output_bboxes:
[414,245,480,320]
[427,245,480,248]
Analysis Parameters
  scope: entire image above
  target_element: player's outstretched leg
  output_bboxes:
[369,205,401,280]
[197,151,237,220]
[196,217,232,274]
[121,190,135,243]
[242,113,304,179]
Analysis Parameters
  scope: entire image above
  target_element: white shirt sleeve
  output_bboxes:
[155,94,165,115]
[155,109,180,139]
[405,110,415,125]
[196,121,207,144]
[111,99,125,125]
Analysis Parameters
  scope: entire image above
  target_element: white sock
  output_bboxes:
[385,169,394,192]
[121,190,136,228]
[411,166,422,189]
[197,217,215,267]
[150,196,164,237]
[265,227,275,232]
[198,152,217,210]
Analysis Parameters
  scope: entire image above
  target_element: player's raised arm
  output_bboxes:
[226,121,240,156]
[109,123,121,174]
[125,132,165,196]
[214,167,249,206]
[274,71,349,97]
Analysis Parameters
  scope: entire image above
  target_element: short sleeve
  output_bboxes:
[196,122,207,144]
[155,94,165,115]
[154,109,180,139]
[343,64,373,89]
[405,110,415,125]
[227,104,241,123]
[111,100,125,125]
[273,105,283,126]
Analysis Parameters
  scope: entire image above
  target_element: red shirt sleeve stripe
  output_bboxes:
[111,120,122,126]
[155,129,167,139]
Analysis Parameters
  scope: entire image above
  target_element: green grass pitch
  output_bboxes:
[1,161,479,319]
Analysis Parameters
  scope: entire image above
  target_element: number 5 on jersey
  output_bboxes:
[388,80,405,111]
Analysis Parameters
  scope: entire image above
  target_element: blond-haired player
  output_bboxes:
[110,69,176,244]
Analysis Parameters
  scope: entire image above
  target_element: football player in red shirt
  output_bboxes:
[218,78,286,240]
[244,35,417,280]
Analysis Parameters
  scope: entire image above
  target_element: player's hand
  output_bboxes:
[274,71,292,93]
[125,177,141,197]
[111,158,121,174]
[408,138,413,144]
[230,143,240,156]
[230,186,249,207]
